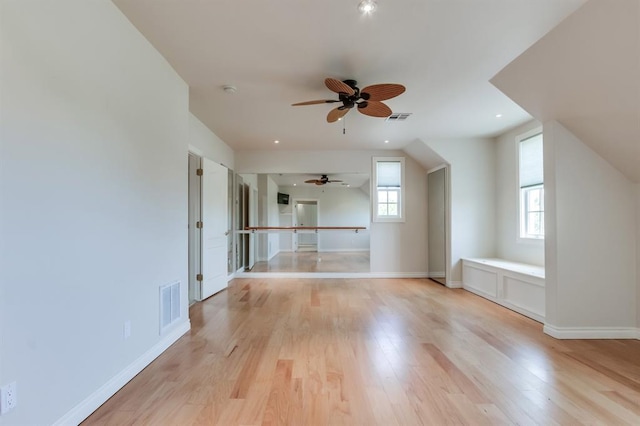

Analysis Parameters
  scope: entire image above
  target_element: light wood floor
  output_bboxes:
[250,251,370,273]
[83,278,640,425]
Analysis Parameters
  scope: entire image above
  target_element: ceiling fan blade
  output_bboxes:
[328,180,343,183]
[327,107,350,123]
[292,100,340,106]
[304,179,320,184]
[315,181,325,185]
[357,101,392,118]
[325,78,355,96]
[361,84,406,101]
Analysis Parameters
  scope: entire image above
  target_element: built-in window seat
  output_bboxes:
[462,258,545,322]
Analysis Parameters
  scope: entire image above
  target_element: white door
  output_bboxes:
[201,158,228,299]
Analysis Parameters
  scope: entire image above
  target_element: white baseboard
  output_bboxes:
[54,321,191,426]
[234,272,428,279]
[446,280,463,289]
[226,272,235,282]
[543,324,640,340]
[318,249,370,253]
[463,284,544,323]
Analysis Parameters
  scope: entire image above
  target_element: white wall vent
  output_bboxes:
[385,113,412,121]
[160,281,181,334]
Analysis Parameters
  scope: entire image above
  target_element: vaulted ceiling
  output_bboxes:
[113,0,585,152]
[492,0,640,182]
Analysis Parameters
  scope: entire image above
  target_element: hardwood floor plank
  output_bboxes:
[83,278,640,426]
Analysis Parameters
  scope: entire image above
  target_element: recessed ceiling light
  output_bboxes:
[274,140,279,144]
[293,183,297,186]
[495,113,503,118]
[384,140,389,144]
[358,0,377,14]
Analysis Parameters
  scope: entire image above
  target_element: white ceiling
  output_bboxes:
[492,0,640,183]
[113,0,585,153]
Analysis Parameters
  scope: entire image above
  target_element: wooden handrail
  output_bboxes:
[244,226,366,233]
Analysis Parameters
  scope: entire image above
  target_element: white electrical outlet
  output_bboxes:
[0,382,17,414]
[123,320,131,340]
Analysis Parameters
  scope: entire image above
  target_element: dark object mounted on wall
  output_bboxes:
[277,192,290,205]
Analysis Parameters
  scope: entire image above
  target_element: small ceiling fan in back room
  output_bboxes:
[292,78,405,123]
[304,175,342,186]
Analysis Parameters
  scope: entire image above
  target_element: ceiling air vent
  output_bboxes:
[386,113,412,122]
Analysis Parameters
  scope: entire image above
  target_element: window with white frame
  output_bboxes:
[518,132,544,239]
[373,157,405,222]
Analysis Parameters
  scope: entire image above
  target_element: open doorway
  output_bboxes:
[427,166,448,286]
[293,200,318,252]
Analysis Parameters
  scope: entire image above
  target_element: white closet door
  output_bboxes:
[201,158,228,299]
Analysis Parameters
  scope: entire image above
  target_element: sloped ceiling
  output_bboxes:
[491,0,640,182]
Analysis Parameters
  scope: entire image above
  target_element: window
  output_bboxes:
[518,131,544,239]
[373,157,405,222]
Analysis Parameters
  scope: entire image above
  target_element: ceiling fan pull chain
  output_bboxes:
[343,116,346,135]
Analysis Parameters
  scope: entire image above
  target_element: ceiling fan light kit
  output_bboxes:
[292,77,405,123]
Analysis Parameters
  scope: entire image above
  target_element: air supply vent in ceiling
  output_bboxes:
[385,113,412,122]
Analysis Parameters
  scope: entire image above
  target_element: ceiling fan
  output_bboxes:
[292,78,405,123]
[304,174,343,185]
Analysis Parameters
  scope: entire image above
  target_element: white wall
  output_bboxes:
[278,186,370,252]
[0,2,190,424]
[189,113,235,170]
[236,149,397,175]
[425,138,497,282]
[637,184,640,330]
[495,120,545,266]
[370,155,428,274]
[236,150,429,274]
[543,121,636,333]
[267,176,280,259]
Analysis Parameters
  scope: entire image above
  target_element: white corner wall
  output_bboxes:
[189,113,235,169]
[425,138,497,283]
[495,120,545,266]
[370,155,428,274]
[0,2,190,424]
[543,121,637,337]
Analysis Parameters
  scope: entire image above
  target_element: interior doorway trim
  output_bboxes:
[292,198,319,252]
[187,151,203,304]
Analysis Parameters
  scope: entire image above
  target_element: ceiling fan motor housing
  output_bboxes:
[339,80,365,109]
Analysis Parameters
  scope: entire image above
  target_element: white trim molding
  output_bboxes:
[543,325,640,340]
[54,321,191,426]
[461,258,545,323]
[446,281,463,289]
